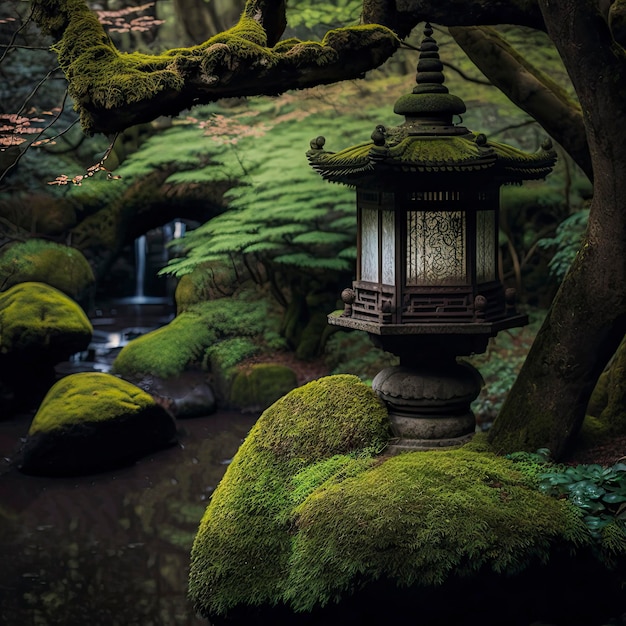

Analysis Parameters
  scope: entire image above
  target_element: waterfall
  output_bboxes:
[134,235,147,299]
[174,220,186,239]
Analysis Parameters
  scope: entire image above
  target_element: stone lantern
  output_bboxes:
[307,24,556,453]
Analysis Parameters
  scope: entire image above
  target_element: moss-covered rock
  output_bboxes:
[174,274,205,314]
[113,310,213,379]
[113,297,283,380]
[0,281,93,414]
[0,281,92,362]
[174,266,236,314]
[189,375,390,618]
[189,375,626,625]
[20,372,177,476]
[228,363,298,412]
[581,336,626,447]
[0,239,94,300]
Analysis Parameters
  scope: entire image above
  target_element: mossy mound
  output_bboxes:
[0,239,94,300]
[0,281,92,362]
[174,264,243,314]
[586,336,626,430]
[112,297,283,380]
[20,372,177,476]
[189,376,625,625]
[577,336,626,456]
[113,310,213,379]
[228,363,298,412]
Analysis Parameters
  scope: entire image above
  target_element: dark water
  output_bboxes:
[0,300,258,625]
[0,409,257,626]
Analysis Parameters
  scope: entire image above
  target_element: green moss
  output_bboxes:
[112,296,280,379]
[0,281,92,354]
[0,239,94,299]
[228,363,297,410]
[112,310,213,379]
[173,264,238,313]
[34,1,271,132]
[206,337,259,375]
[579,337,626,447]
[174,273,211,314]
[33,0,397,134]
[284,450,589,612]
[189,375,389,615]
[28,372,155,435]
[189,376,602,618]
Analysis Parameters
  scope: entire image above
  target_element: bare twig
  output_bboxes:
[0,44,50,51]
[0,5,35,65]
[17,66,62,116]
[47,133,121,186]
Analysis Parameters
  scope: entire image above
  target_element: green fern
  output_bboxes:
[537,208,589,281]
[157,92,394,284]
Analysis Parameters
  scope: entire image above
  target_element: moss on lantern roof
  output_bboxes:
[306,23,557,187]
[307,130,556,186]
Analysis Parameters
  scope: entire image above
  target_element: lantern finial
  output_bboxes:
[414,23,447,95]
[393,23,466,121]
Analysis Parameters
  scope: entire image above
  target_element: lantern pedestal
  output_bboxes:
[372,360,481,453]
[329,311,527,452]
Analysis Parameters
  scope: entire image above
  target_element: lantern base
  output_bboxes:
[371,356,483,453]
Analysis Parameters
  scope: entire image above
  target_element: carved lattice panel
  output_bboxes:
[406,211,466,286]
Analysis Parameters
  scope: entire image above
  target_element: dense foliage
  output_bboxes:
[539,462,626,543]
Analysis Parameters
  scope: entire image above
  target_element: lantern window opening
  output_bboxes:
[358,206,396,286]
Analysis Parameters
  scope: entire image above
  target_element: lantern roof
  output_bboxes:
[307,24,556,188]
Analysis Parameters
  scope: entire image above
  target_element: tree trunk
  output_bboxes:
[488,1,626,459]
[448,25,592,180]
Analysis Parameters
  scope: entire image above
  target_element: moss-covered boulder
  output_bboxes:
[588,336,626,426]
[0,281,92,361]
[174,267,226,314]
[112,310,213,379]
[189,375,626,626]
[0,239,94,300]
[113,298,281,380]
[20,372,177,476]
[0,282,93,412]
[228,363,298,412]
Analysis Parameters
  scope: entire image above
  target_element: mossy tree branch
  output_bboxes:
[30,0,398,135]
